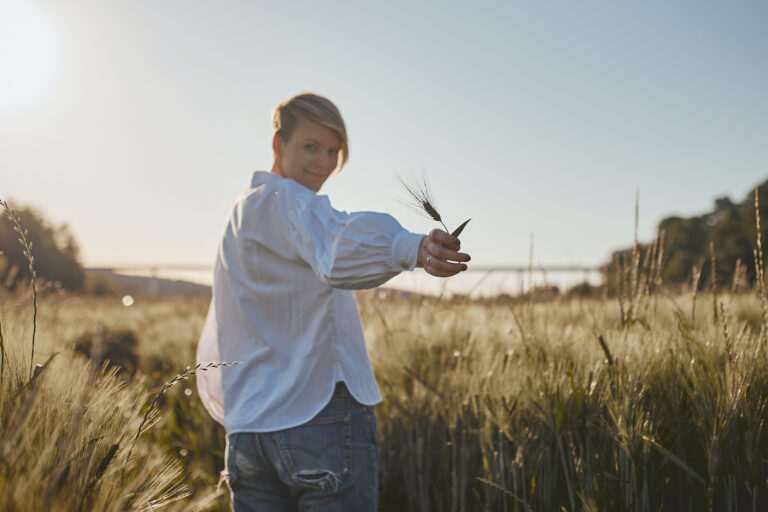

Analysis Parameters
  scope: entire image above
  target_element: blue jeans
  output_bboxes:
[224,382,378,511]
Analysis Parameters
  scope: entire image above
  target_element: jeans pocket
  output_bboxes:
[224,433,240,488]
[227,433,267,488]
[274,412,353,492]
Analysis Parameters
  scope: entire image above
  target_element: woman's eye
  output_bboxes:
[304,143,317,152]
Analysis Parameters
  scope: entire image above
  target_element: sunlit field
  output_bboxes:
[2,277,766,511]
[2,0,765,509]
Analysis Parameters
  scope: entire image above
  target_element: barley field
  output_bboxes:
[1,272,767,511]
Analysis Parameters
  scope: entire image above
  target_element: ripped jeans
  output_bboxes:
[224,382,378,511]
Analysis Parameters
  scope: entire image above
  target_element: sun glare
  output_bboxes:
[0,0,60,114]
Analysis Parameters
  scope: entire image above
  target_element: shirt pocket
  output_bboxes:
[273,412,353,492]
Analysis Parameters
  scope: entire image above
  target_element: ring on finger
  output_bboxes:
[426,255,432,267]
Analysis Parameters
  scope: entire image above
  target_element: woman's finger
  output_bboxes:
[428,228,460,251]
[426,240,470,263]
[425,254,465,276]
[426,264,462,277]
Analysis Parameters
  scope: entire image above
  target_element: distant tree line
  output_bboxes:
[603,179,768,292]
[0,203,84,291]
[4,178,768,296]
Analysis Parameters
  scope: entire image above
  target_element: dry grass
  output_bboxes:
[2,190,768,510]
[0,195,222,511]
[2,285,768,511]
[363,291,768,511]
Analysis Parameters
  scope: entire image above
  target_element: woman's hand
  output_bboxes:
[417,229,471,277]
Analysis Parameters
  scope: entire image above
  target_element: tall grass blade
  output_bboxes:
[0,321,6,387]
[597,334,613,366]
[754,188,767,348]
[642,435,706,485]
[0,198,38,381]
[476,477,536,512]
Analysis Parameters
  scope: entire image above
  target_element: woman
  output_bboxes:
[196,92,470,511]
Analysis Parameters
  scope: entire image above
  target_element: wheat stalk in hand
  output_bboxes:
[398,173,470,237]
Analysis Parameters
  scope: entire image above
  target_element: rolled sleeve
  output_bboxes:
[392,231,423,271]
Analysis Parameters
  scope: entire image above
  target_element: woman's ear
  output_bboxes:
[272,133,282,158]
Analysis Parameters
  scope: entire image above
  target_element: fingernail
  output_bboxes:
[467,255,471,262]
[461,264,468,271]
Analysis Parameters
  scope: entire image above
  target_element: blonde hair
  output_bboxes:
[272,92,349,173]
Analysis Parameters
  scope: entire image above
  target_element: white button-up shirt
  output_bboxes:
[196,171,423,433]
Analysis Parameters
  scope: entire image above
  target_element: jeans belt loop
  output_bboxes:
[335,381,348,398]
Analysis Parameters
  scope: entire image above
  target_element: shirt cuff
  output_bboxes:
[392,231,424,271]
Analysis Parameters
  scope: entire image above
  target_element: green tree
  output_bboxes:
[604,179,768,289]
[0,202,84,291]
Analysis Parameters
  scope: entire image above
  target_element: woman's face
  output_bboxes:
[273,120,342,192]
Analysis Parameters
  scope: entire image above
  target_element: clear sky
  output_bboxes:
[1,0,766,271]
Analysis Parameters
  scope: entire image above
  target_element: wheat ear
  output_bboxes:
[122,361,239,477]
[0,198,38,381]
[397,172,471,239]
[397,173,449,233]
